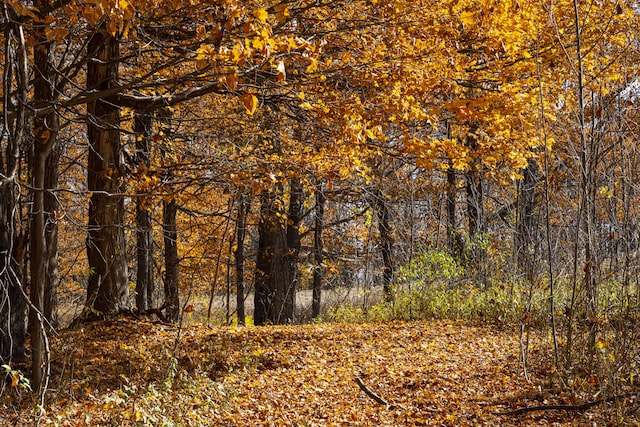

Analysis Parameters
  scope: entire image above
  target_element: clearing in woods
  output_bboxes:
[1,319,635,426]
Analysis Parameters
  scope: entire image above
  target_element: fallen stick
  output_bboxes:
[354,376,397,410]
[496,392,638,415]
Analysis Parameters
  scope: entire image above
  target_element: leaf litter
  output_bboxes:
[1,318,637,426]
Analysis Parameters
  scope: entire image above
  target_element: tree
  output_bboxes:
[85,27,129,316]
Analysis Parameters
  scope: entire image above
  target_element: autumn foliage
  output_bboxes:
[1,0,640,424]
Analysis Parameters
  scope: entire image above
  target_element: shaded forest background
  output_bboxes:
[1,0,640,417]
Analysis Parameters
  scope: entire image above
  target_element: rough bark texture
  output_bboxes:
[86,29,129,315]
[0,184,25,365]
[446,164,463,261]
[0,18,27,364]
[254,186,292,325]
[516,161,539,282]
[163,199,180,323]
[234,192,249,326]
[134,112,154,311]
[375,189,394,300]
[312,184,325,318]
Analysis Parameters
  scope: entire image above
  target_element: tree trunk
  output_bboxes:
[375,189,394,300]
[254,187,289,325]
[43,144,60,327]
[234,191,249,326]
[134,112,154,311]
[283,178,303,323]
[446,162,463,261]
[86,28,129,316]
[516,160,539,282]
[163,199,180,322]
[0,13,27,364]
[312,184,325,318]
[30,18,61,388]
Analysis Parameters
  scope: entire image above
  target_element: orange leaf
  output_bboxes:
[239,93,258,115]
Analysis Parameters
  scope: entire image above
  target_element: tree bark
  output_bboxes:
[134,112,154,311]
[30,15,61,388]
[234,191,249,326]
[516,160,539,282]
[446,162,463,261]
[86,28,129,315]
[312,184,325,318]
[375,189,394,301]
[283,178,303,323]
[253,185,300,325]
[0,13,27,364]
[163,199,180,322]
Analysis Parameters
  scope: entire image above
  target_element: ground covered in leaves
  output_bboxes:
[1,318,637,426]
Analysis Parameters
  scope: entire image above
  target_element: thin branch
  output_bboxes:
[354,376,397,410]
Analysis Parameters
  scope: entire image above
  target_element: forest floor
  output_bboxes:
[1,318,637,426]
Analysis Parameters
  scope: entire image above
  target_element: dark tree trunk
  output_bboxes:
[163,199,179,322]
[30,19,61,388]
[283,178,303,323]
[43,144,60,328]
[254,187,288,325]
[516,161,539,282]
[0,15,27,365]
[465,166,484,239]
[446,163,463,261]
[375,189,394,300]
[234,192,249,326]
[86,28,129,315]
[254,190,278,326]
[0,185,26,365]
[134,112,154,311]
[312,184,325,318]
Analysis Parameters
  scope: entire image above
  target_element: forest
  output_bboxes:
[1,0,640,425]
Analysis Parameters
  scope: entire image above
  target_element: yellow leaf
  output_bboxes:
[306,58,318,73]
[461,11,474,26]
[254,8,268,24]
[240,93,258,115]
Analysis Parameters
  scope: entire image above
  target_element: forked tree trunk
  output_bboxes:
[86,28,129,315]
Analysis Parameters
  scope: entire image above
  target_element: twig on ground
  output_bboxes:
[354,376,397,410]
[495,392,638,415]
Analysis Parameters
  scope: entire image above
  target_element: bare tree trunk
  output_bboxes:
[134,112,154,311]
[163,199,179,322]
[43,144,60,328]
[30,12,61,389]
[446,161,463,261]
[0,6,28,368]
[86,27,129,315]
[516,161,539,283]
[283,178,303,323]
[234,191,249,326]
[254,185,299,325]
[374,189,394,301]
[312,184,325,318]
[254,190,274,326]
